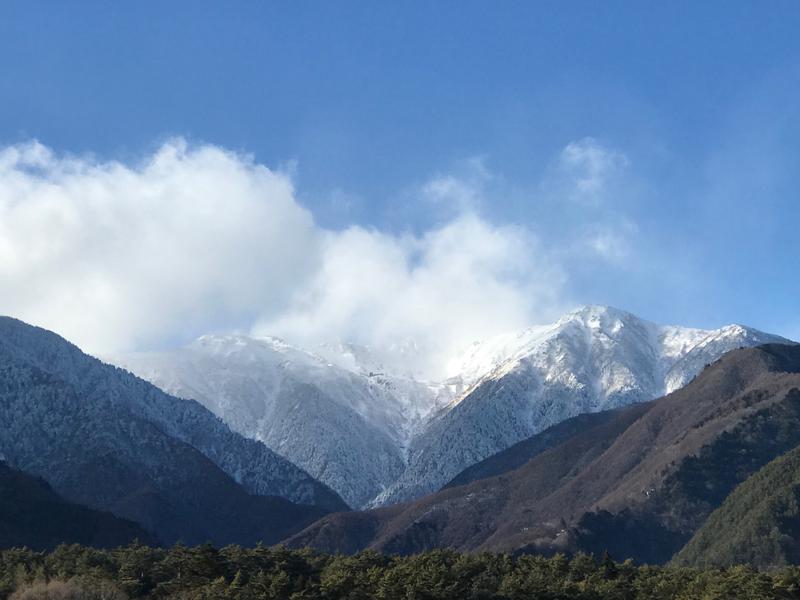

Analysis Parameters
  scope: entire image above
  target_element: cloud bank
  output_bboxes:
[256,214,564,376]
[0,140,319,353]
[0,138,629,377]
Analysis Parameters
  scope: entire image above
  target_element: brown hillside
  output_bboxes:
[286,344,800,563]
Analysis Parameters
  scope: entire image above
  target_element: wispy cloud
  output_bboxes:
[420,157,493,215]
[581,222,637,263]
[555,137,629,204]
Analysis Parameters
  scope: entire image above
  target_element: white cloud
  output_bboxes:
[420,157,492,214]
[578,219,638,264]
[0,139,568,377]
[556,137,629,203]
[256,214,564,377]
[0,139,320,353]
[533,137,639,270]
[585,229,629,262]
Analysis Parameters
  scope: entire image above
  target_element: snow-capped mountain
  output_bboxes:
[113,335,456,508]
[371,306,793,505]
[0,316,346,546]
[0,317,343,507]
[112,306,793,509]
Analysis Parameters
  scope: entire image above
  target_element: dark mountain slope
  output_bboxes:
[443,410,625,489]
[673,444,800,568]
[287,344,800,563]
[0,317,344,546]
[0,316,344,511]
[0,461,155,550]
[287,401,652,554]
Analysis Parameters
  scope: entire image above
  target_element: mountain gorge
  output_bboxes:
[113,305,790,509]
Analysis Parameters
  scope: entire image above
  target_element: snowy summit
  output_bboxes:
[111,305,792,508]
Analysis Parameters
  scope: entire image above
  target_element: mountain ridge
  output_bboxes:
[371,306,793,506]
[0,316,345,547]
[0,316,343,511]
[0,460,157,550]
[284,343,800,563]
[111,305,792,509]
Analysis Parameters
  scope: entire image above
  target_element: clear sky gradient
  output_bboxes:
[1,1,799,354]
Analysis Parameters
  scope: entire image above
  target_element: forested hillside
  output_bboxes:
[0,462,154,550]
[288,344,800,563]
[674,444,800,569]
[0,317,344,547]
[2,544,799,600]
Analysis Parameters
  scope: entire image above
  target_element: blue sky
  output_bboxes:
[1,1,799,360]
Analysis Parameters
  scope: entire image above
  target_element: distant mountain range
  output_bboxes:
[286,343,800,566]
[111,334,454,509]
[0,316,345,548]
[4,308,800,566]
[112,305,790,508]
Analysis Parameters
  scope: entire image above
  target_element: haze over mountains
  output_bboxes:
[111,305,790,508]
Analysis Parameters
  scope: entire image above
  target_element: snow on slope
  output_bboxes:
[112,305,793,509]
[370,306,792,505]
[0,316,345,514]
[113,335,455,508]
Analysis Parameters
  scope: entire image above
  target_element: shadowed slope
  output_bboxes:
[443,410,625,489]
[0,317,345,546]
[673,444,800,568]
[287,344,800,563]
[0,461,156,550]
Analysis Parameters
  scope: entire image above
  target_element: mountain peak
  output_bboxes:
[110,306,791,510]
[564,303,633,318]
[712,323,764,339]
[557,305,646,328]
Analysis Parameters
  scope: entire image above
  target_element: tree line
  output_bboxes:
[2,542,800,599]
